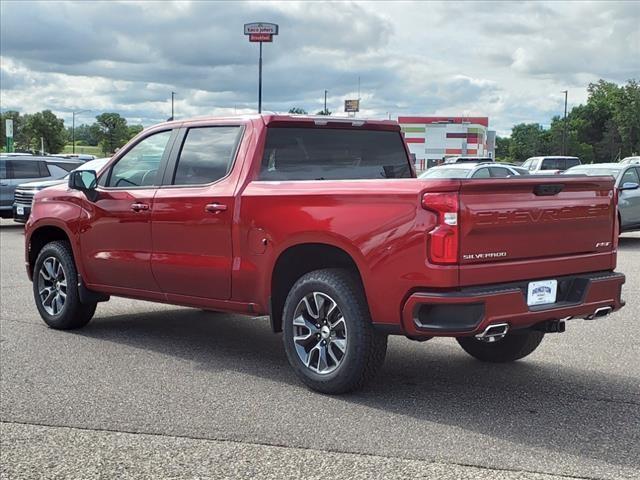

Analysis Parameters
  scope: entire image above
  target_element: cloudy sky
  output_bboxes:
[1,1,638,136]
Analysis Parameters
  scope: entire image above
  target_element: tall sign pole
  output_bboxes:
[561,90,568,155]
[244,22,279,114]
[5,119,14,153]
[259,42,263,113]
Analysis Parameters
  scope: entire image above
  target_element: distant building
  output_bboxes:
[398,116,492,170]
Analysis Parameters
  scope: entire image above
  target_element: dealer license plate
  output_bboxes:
[527,280,558,306]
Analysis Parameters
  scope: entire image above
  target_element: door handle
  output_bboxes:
[130,202,149,212]
[205,203,228,213]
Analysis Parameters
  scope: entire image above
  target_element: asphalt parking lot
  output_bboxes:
[1,219,638,479]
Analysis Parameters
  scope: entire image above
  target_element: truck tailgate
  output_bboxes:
[458,176,617,286]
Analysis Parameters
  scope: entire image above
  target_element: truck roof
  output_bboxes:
[154,114,400,131]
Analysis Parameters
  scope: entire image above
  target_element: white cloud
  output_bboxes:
[0,0,637,135]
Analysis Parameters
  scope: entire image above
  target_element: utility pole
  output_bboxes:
[561,90,568,155]
[324,90,328,115]
[71,110,90,154]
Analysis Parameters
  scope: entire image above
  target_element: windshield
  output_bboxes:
[420,168,471,179]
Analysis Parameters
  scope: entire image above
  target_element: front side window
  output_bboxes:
[259,128,412,180]
[620,167,640,185]
[172,126,242,185]
[107,130,172,187]
[490,167,511,178]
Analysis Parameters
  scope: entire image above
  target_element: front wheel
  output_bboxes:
[456,330,544,363]
[282,268,387,394]
[33,241,97,330]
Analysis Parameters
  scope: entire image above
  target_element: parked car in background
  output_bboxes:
[419,162,525,179]
[564,163,640,233]
[522,156,581,174]
[620,156,640,165]
[443,156,494,164]
[1,156,83,219]
[13,157,110,223]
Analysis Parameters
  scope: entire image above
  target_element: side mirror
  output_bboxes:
[69,170,99,201]
[619,182,640,191]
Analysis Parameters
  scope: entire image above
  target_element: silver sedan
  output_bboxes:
[564,163,640,233]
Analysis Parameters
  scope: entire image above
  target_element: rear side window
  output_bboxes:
[564,158,580,169]
[541,158,562,170]
[7,160,44,179]
[471,168,491,178]
[173,126,242,185]
[259,128,412,180]
[0,160,6,180]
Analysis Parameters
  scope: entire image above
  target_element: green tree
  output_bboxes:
[495,136,512,162]
[0,111,34,151]
[127,124,144,140]
[288,107,307,114]
[613,80,640,157]
[316,109,332,116]
[26,110,67,153]
[66,123,99,146]
[91,113,129,155]
[508,123,549,162]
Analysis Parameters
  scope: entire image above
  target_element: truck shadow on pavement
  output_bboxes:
[77,308,640,473]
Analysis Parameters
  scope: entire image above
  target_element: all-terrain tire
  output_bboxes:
[33,241,97,330]
[282,268,387,394]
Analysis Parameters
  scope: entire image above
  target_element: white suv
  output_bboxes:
[522,156,581,174]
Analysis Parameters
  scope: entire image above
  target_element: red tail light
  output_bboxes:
[422,192,459,264]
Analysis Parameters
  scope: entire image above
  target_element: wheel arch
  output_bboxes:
[269,242,368,333]
[27,224,75,279]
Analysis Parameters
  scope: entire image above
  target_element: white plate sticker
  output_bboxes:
[527,280,558,306]
[16,206,24,216]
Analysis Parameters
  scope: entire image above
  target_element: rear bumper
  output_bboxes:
[401,271,625,337]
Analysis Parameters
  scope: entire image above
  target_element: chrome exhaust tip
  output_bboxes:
[475,323,509,342]
[585,306,613,320]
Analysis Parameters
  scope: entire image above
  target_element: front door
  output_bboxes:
[151,125,243,300]
[619,167,640,228]
[79,129,176,292]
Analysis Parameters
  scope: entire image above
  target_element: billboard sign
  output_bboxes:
[244,23,279,35]
[344,99,360,112]
[249,33,273,42]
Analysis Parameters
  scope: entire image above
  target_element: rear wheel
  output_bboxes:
[456,330,544,362]
[282,268,387,394]
[33,241,97,330]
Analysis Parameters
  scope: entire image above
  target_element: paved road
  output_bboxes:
[1,219,639,479]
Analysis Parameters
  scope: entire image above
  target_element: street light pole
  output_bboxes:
[324,90,328,115]
[561,90,568,155]
[72,110,90,154]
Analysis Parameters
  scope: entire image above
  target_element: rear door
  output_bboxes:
[458,176,616,285]
[151,124,243,300]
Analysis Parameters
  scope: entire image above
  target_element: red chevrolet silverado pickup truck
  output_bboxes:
[25,115,625,393]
